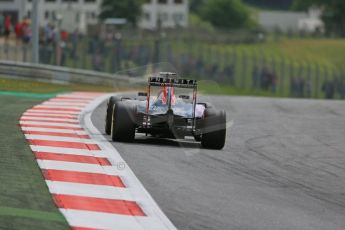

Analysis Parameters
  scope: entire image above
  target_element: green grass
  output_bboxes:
[0,95,69,230]
[173,38,345,98]
[0,77,120,94]
[35,37,345,99]
[0,75,278,98]
[198,80,276,97]
[0,76,151,229]
[229,38,345,70]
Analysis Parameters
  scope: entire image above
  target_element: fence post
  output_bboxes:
[31,0,40,64]
[241,50,247,89]
[306,61,312,98]
[253,49,261,92]
[288,59,294,97]
[23,45,28,62]
[82,38,87,70]
[231,49,238,87]
[271,57,277,94]
[110,42,115,73]
[315,63,320,98]
[279,56,285,96]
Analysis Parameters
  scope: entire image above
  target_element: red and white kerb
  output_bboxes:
[20,92,176,230]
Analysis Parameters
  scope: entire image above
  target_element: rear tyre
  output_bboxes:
[105,96,120,135]
[111,101,136,142]
[201,108,226,150]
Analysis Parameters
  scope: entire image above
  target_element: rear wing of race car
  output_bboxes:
[148,77,197,89]
[145,74,198,120]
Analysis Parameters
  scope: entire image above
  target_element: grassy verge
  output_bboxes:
[5,37,344,99]
[198,80,276,97]
[226,38,345,69]
[0,77,118,94]
[173,38,345,98]
[0,95,69,230]
[1,76,276,98]
[0,76,149,229]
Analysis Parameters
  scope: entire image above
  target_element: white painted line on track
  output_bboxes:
[48,99,92,103]
[25,110,80,115]
[29,146,107,157]
[37,159,123,176]
[46,181,136,201]
[59,209,169,230]
[47,99,90,102]
[42,103,87,107]
[21,127,86,134]
[20,121,82,128]
[33,105,84,109]
[25,135,97,144]
[21,117,78,122]
[23,112,78,117]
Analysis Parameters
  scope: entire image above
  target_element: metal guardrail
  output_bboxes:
[0,60,145,87]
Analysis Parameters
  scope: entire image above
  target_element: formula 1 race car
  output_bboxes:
[105,72,226,149]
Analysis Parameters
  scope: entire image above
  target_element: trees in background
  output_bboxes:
[99,0,256,30]
[196,0,256,30]
[99,0,143,27]
[243,0,293,10]
[292,0,345,36]
[190,0,208,14]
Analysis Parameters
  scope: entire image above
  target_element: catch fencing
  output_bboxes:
[0,36,344,99]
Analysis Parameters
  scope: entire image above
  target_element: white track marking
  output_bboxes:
[42,103,87,107]
[25,112,80,116]
[46,181,135,201]
[47,98,90,102]
[37,160,123,176]
[61,95,99,98]
[21,127,86,134]
[25,110,80,115]
[55,97,95,100]
[23,112,78,118]
[67,94,103,98]
[59,209,169,230]
[29,146,107,157]
[49,98,92,101]
[21,117,78,122]
[33,105,84,109]
[50,101,89,104]
[25,135,97,144]
[31,146,105,157]
[20,121,81,128]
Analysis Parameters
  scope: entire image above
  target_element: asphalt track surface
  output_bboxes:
[91,95,345,230]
